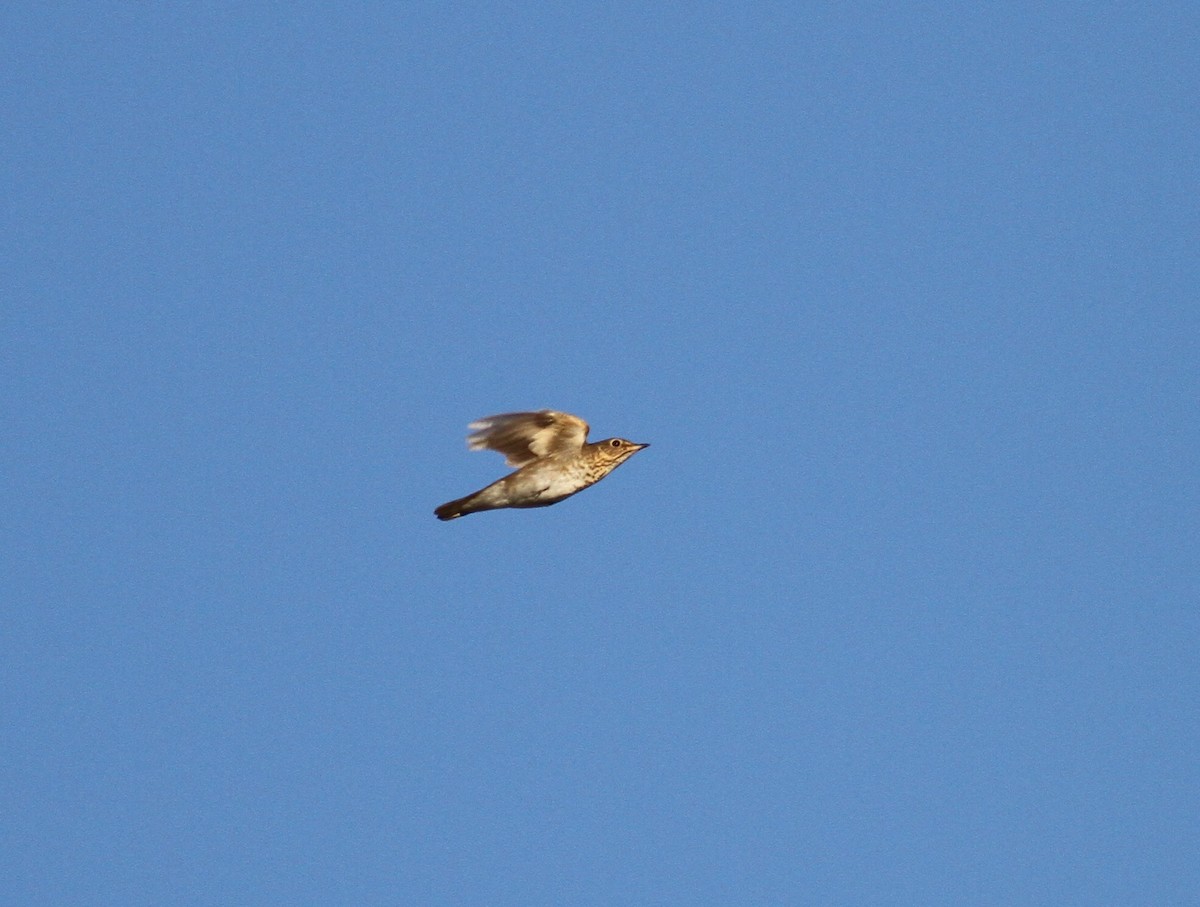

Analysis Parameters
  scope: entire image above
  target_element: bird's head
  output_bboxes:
[591,437,650,467]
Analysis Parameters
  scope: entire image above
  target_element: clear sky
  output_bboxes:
[4,3,1198,904]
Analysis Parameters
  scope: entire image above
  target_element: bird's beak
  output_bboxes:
[634,442,650,450]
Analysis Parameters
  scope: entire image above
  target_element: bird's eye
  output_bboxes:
[610,439,622,447]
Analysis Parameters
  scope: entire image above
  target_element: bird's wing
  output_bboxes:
[466,411,590,467]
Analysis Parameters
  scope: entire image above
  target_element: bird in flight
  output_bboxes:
[435,410,649,520]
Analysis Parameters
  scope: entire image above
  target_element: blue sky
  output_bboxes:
[4,3,1197,904]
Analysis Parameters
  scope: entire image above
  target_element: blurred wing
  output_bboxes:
[467,411,590,467]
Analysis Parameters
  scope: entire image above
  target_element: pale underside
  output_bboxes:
[471,457,591,510]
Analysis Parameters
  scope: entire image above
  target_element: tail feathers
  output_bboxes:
[435,494,474,521]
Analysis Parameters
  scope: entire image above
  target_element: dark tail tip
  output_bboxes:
[435,499,465,521]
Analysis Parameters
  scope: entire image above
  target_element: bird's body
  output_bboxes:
[435,411,648,520]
